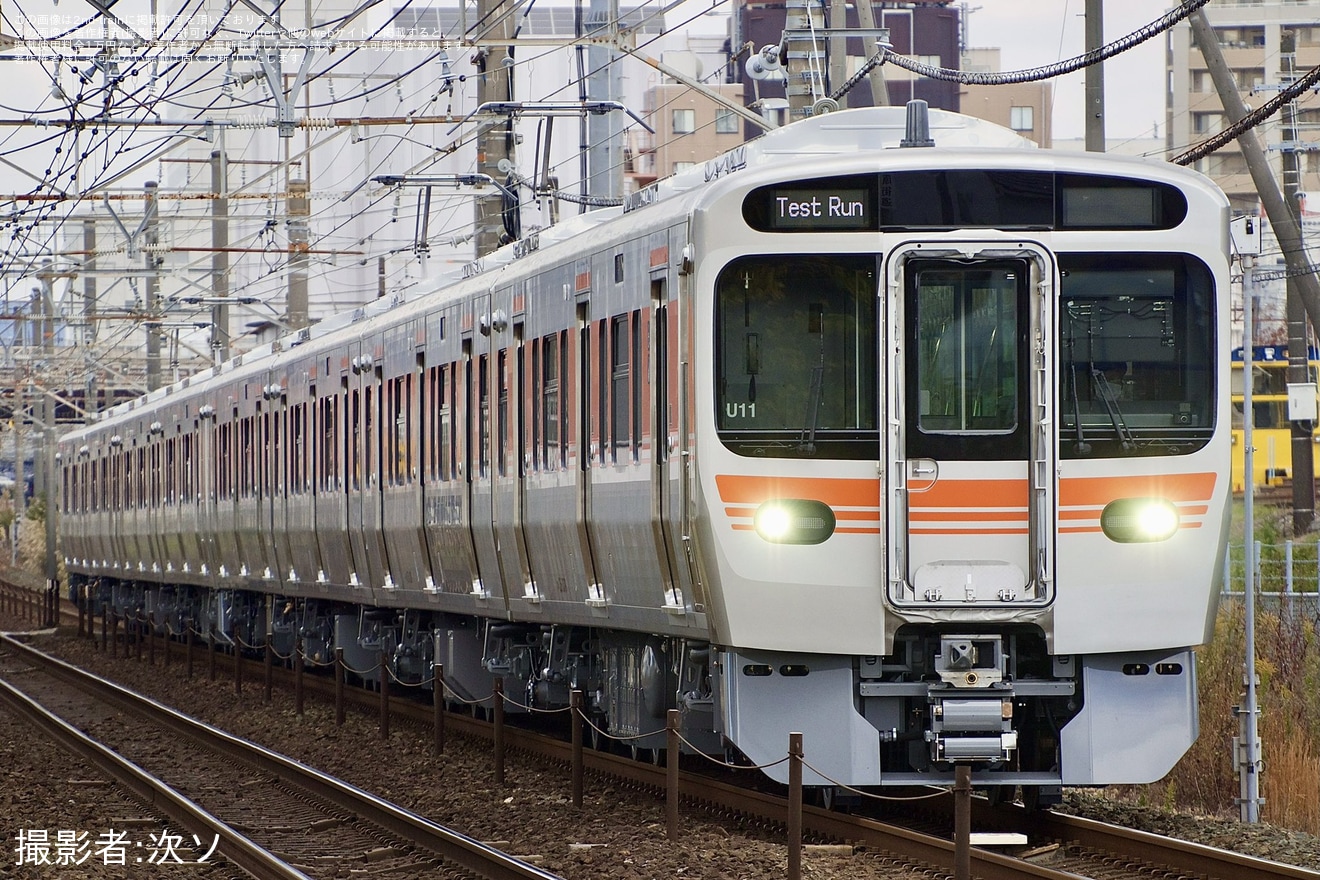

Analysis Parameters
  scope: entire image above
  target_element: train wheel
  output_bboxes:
[984,785,1015,807]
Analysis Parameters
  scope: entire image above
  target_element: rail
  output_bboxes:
[0,660,312,880]
[0,633,566,880]
[7,575,1320,880]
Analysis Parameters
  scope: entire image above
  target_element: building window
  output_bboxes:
[672,108,696,134]
[715,108,738,134]
[1192,111,1221,135]
[1010,106,1034,132]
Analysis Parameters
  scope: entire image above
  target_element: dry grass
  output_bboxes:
[1144,599,1320,834]
[1138,500,1320,833]
[1263,736,1320,832]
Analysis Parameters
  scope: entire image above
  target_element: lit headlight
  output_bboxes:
[1100,498,1180,543]
[752,499,836,544]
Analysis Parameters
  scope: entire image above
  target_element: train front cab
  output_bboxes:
[701,161,1229,798]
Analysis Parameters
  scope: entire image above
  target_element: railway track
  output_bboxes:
[6,584,1320,880]
[0,631,563,880]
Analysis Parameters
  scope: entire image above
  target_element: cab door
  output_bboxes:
[885,244,1055,607]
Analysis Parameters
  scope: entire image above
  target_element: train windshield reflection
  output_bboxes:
[1059,253,1215,458]
[715,254,879,459]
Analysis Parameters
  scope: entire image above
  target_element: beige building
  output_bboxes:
[1167,2,1320,213]
[959,48,1054,148]
[629,50,1054,191]
[631,82,749,186]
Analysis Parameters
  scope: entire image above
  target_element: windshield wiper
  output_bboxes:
[798,363,824,455]
[798,304,826,456]
[1091,367,1136,450]
[1068,358,1092,456]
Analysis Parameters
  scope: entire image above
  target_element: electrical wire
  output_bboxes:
[878,0,1210,87]
[1173,62,1320,166]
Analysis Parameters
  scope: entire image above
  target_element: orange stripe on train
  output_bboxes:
[717,473,1217,516]
[1059,472,1217,506]
[715,475,878,508]
[911,527,1030,535]
[910,479,1029,509]
[909,510,1029,522]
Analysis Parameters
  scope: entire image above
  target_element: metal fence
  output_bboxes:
[1222,541,1320,621]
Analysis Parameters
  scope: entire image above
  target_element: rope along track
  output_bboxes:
[11,589,1320,880]
[208,634,1320,880]
[0,633,562,880]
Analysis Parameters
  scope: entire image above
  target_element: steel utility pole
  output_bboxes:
[31,261,58,618]
[287,178,310,329]
[784,0,826,118]
[474,0,516,257]
[83,220,98,421]
[144,180,162,391]
[855,0,890,107]
[587,0,624,202]
[1084,0,1105,151]
[830,0,848,110]
[1237,234,1263,825]
[211,149,231,362]
[33,268,54,502]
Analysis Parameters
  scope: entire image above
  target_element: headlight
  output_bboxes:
[1100,498,1180,543]
[752,499,836,544]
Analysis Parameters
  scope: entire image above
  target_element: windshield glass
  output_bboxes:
[715,254,878,459]
[1059,253,1215,458]
[906,259,1028,461]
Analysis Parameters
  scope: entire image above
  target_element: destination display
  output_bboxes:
[741,174,878,232]
[768,188,872,229]
[742,170,1186,232]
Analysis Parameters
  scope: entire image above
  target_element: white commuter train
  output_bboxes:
[59,103,1231,804]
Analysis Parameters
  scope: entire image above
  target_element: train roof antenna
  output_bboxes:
[899,99,936,148]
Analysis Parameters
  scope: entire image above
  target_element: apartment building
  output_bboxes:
[1167,1,1320,213]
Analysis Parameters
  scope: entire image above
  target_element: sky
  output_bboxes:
[965,0,1167,143]
[0,0,1173,148]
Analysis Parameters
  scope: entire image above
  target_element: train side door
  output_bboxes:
[467,295,502,601]
[344,339,376,593]
[265,373,289,584]
[494,316,535,605]
[885,245,1055,608]
[196,415,217,582]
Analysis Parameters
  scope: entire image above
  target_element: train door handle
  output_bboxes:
[907,458,938,492]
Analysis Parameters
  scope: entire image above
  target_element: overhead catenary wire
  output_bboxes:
[1172,62,1320,166]
[878,0,1210,88]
